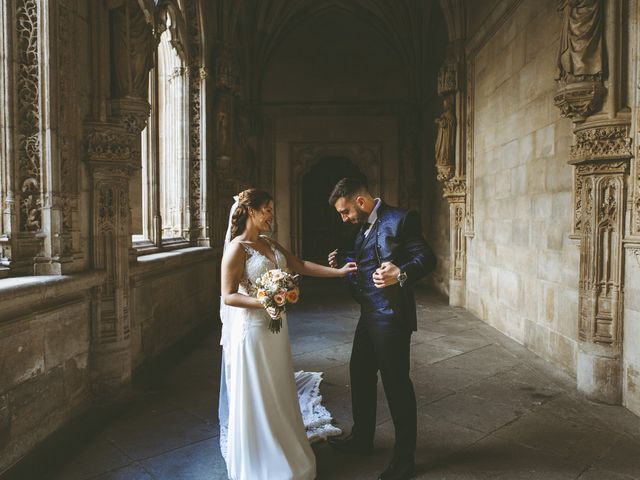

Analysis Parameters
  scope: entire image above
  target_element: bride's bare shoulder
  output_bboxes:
[222,240,247,262]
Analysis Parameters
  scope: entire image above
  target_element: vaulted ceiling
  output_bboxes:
[207,0,460,101]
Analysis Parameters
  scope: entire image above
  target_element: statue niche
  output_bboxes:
[554,0,606,121]
[435,95,456,181]
[109,0,155,99]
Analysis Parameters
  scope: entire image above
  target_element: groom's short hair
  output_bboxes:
[328,178,369,206]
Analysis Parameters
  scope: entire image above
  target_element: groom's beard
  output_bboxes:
[355,206,369,225]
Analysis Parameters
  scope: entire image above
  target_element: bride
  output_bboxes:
[219,188,357,480]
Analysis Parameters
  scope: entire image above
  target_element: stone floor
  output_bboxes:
[47,283,640,480]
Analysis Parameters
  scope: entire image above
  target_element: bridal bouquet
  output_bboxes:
[255,268,300,333]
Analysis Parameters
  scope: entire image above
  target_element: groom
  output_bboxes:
[327,178,435,480]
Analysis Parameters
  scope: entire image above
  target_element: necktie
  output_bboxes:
[355,222,370,252]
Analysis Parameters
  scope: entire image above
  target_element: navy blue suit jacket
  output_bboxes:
[343,202,436,331]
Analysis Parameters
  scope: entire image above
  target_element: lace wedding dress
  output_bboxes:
[219,240,341,480]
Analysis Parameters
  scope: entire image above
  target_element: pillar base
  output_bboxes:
[449,278,465,307]
[577,349,622,404]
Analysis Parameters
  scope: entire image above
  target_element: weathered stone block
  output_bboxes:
[0,320,45,391]
[498,269,522,309]
[9,366,66,438]
[0,394,10,450]
[43,301,90,369]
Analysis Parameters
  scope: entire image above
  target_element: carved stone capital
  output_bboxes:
[438,61,459,96]
[215,45,238,91]
[443,176,466,200]
[436,165,454,182]
[554,80,606,122]
[570,124,632,163]
[110,98,151,134]
[85,122,134,166]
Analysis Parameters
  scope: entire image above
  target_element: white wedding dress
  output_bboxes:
[219,240,341,480]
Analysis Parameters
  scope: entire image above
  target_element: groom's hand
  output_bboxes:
[373,262,400,288]
[328,249,338,268]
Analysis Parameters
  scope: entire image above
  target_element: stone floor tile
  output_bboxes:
[577,467,638,480]
[592,435,640,479]
[91,463,155,480]
[40,285,640,480]
[493,407,623,464]
[50,440,132,480]
[425,392,524,434]
[419,435,586,480]
[104,408,217,461]
[140,437,227,480]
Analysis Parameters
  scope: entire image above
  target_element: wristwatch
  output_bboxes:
[397,271,408,287]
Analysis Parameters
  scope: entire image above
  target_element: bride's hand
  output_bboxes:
[338,261,357,277]
[266,306,282,319]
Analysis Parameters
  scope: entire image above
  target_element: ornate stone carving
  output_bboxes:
[17,0,42,233]
[557,0,603,83]
[187,0,206,244]
[452,203,465,280]
[435,95,456,182]
[443,176,466,199]
[554,80,606,121]
[216,45,239,92]
[634,153,640,237]
[108,0,156,99]
[85,125,133,163]
[554,0,605,122]
[570,126,632,163]
[573,158,628,404]
[438,61,458,96]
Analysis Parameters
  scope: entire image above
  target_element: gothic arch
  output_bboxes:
[289,142,382,255]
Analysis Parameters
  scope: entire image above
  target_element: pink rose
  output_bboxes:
[274,293,286,306]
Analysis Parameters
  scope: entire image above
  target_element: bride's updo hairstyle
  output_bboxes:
[230,188,273,239]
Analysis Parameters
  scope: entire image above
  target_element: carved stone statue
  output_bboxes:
[109,0,155,98]
[217,110,229,155]
[557,0,604,82]
[435,95,456,179]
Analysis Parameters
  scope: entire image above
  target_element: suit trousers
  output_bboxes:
[349,315,417,461]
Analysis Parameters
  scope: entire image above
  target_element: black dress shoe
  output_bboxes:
[327,433,374,455]
[378,459,415,480]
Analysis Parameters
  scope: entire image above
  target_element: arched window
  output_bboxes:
[132,3,190,249]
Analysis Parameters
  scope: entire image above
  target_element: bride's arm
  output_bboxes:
[268,238,356,278]
[221,242,263,309]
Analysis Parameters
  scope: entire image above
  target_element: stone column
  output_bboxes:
[435,43,467,307]
[554,0,632,403]
[86,0,153,396]
[0,0,46,276]
[570,124,631,403]
[85,121,137,395]
[443,178,466,307]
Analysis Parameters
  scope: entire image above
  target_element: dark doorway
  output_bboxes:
[301,157,367,265]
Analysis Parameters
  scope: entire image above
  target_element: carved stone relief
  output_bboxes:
[570,125,633,162]
[109,0,156,99]
[435,95,456,182]
[17,0,42,233]
[554,0,605,122]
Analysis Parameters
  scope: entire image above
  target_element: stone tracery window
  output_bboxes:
[133,4,190,249]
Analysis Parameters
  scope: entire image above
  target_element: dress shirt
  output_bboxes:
[364,198,382,237]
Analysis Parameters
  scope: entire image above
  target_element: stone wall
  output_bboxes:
[0,249,217,474]
[624,250,640,416]
[427,175,450,296]
[130,248,218,368]
[0,274,102,473]
[465,0,579,373]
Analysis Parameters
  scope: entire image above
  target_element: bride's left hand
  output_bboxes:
[338,262,357,277]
